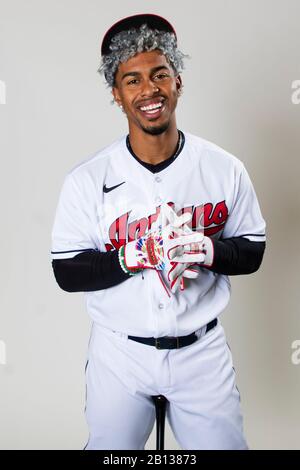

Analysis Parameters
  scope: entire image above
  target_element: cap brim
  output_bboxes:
[101,13,176,56]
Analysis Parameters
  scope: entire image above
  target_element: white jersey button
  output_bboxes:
[158,303,164,309]
[155,176,162,183]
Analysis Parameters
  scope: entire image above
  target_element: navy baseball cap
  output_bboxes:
[101,13,177,56]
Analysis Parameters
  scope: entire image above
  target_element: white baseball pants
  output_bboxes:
[84,321,248,450]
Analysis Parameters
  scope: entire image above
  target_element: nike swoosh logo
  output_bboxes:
[103,181,125,193]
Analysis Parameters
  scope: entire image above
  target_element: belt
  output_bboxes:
[128,318,218,350]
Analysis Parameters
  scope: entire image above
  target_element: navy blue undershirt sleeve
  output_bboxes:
[207,237,266,275]
[52,249,130,292]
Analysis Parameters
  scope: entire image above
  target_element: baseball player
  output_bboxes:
[51,14,266,450]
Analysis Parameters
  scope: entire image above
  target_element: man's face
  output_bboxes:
[112,50,182,136]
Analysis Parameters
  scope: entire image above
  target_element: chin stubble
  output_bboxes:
[141,122,170,135]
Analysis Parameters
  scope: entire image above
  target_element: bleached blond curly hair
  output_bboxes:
[98,23,189,89]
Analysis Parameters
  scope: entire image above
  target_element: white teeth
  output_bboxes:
[140,102,163,112]
[144,108,161,114]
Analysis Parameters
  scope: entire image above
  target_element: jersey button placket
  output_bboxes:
[152,175,173,334]
[153,174,163,205]
[150,268,172,335]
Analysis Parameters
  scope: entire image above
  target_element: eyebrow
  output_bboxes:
[121,65,170,82]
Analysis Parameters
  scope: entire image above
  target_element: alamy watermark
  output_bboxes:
[0,80,6,104]
[291,80,300,104]
[0,340,6,365]
[291,340,300,365]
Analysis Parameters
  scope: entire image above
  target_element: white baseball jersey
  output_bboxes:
[51,131,266,337]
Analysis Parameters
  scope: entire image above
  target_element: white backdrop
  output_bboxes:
[0,0,300,449]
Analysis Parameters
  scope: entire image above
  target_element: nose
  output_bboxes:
[140,79,159,96]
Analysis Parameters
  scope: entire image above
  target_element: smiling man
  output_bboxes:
[112,49,182,162]
[51,14,266,450]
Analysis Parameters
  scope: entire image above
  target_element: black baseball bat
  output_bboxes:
[152,395,168,450]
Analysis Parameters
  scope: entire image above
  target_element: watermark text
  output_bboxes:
[291,80,300,104]
[0,340,6,365]
[0,80,6,104]
[291,340,300,365]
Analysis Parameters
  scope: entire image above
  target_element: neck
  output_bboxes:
[128,122,179,165]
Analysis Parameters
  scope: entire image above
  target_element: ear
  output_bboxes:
[175,74,183,94]
[112,87,122,107]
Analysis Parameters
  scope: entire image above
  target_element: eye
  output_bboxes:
[154,73,169,80]
[127,79,139,85]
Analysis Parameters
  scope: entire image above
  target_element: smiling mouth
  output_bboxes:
[137,100,166,119]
